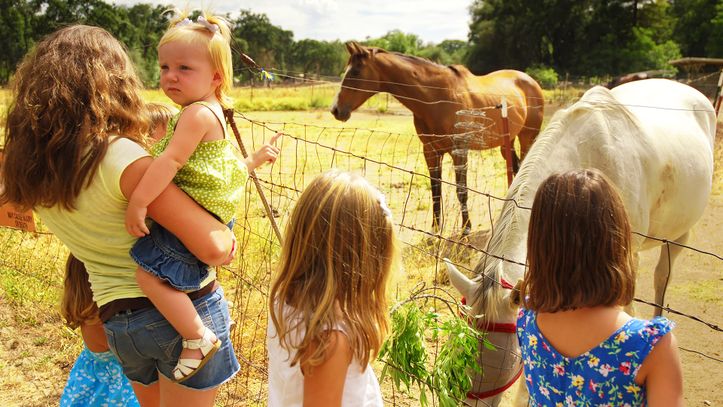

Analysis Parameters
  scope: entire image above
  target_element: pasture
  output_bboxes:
[0,86,721,406]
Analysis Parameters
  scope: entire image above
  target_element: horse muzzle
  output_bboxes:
[330,106,351,122]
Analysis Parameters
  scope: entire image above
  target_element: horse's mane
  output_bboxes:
[471,86,639,321]
[373,48,466,76]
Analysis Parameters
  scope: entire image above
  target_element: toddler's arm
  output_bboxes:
[301,331,352,407]
[125,105,217,237]
[245,132,282,172]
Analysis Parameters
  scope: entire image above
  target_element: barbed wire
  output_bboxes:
[237,63,720,114]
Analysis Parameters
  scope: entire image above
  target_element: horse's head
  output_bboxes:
[331,41,383,122]
[444,258,524,405]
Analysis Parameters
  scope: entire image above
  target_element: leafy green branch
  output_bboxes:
[379,286,489,407]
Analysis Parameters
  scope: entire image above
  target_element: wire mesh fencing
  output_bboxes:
[0,107,721,406]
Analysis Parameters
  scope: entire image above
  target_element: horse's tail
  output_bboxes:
[516,73,545,159]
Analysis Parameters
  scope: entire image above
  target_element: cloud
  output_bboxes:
[111,0,470,43]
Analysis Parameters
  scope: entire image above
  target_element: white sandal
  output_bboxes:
[172,328,222,383]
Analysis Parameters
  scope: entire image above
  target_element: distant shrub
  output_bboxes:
[526,65,559,89]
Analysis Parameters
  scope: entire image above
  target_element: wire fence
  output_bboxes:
[0,92,721,405]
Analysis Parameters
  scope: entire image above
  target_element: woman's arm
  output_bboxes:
[301,331,353,407]
[120,156,233,266]
[638,332,683,406]
[125,105,215,237]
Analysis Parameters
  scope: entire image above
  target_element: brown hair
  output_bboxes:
[520,169,635,312]
[146,102,178,129]
[60,254,99,329]
[269,170,398,369]
[0,25,150,211]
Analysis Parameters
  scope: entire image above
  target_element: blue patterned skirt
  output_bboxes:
[60,347,139,407]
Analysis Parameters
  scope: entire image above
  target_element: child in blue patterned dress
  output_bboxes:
[517,169,683,406]
[60,254,139,407]
[123,11,281,383]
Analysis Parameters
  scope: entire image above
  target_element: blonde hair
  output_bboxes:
[269,170,398,369]
[159,10,234,108]
[520,169,636,312]
[0,25,150,210]
[60,254,99,329]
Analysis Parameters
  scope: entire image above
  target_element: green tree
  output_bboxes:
[466,0,683,77]
[291,39,346,77]
[708,1,723,57]
[0,0,35,83]
[365,30,423,54]
[232,10,294,81]
[671,0,720,57]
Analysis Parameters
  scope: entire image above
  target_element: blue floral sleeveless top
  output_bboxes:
[516,308,674,406]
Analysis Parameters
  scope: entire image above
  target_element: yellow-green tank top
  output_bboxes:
[151,101,248,224]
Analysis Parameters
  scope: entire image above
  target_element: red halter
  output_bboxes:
[461,277,524,400]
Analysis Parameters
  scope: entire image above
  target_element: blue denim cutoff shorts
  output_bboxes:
[103,287,240,389]
[130,219,235,291]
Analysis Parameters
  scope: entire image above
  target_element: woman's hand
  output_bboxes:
[125,200,150,237]
[245,132,282,172]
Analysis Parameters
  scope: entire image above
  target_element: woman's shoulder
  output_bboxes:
[107,136,149,161]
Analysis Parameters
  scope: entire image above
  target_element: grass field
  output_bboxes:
[0,85,720,406]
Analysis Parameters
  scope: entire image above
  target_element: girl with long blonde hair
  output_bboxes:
[268,170,398,406]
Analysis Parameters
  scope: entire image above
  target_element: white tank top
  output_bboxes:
[266,303,384,407]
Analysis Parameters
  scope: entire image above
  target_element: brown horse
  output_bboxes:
[331,41,544,233]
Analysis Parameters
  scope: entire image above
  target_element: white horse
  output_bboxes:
[445,79,716,406]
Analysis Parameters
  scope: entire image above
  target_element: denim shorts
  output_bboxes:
[130,219,235,291]
[103,287,240,389]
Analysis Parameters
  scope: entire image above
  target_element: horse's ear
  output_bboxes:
[346,41,369,57]
[444,258,476,300]
[346,41,361,55]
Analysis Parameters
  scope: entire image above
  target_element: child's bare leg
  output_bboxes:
[135,267,217,361]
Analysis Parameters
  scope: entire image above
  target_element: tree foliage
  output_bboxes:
[466,0,718,77]
[0,0,719,86]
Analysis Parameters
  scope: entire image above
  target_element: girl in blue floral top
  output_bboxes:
[60,255,139,407]
[517,169,683,406]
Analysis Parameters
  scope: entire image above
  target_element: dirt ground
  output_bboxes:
[0,112,720,406]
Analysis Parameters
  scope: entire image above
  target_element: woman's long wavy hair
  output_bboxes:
[0,25,149,210]
[159,10,234,108]
[269,170,398,370]
[60,254,99,329]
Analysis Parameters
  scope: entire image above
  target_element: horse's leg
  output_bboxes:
[451,147,471,235]
[624,252,640,316]
[498,145,521,176]
[511,148,520,174]
[652,231,689,317]
[423,145,444,232]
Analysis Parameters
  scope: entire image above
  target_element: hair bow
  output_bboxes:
[379,193,392,219]
[176,16,219,34]
[196,16,219,34]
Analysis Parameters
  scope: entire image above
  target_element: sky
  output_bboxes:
[110,0,473,44]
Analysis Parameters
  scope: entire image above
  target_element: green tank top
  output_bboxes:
[150,101,248,224]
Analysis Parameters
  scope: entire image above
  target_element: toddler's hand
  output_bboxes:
[222,233,237,265]
[246,132,282,171]
[125,202,150,237]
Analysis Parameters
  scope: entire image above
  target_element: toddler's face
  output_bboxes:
[158,41,220,106]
